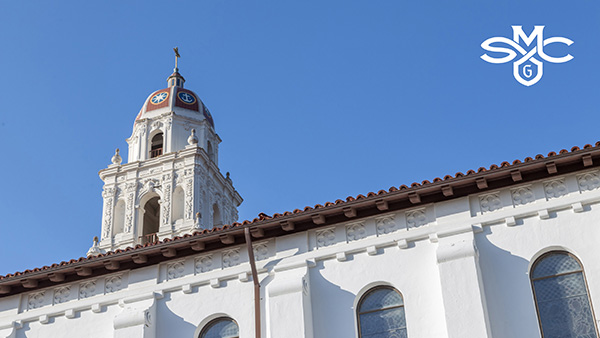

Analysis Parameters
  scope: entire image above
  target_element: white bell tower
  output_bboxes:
[95,50,243,252]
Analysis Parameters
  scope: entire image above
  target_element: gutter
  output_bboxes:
[245,227,261,338]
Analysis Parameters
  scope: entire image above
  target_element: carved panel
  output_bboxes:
[185,179,194,220]
[150,120,163,131]
[253,242,269,261]
[102,196,113,239]
[222,248,241,268]
[79,280,96,299]
[346,222,366,242]
[511,186,535,206]
[162,183,171,226]
[53,286,71,304]
[167,260,185,280]
[316,228,336,248]
[102,187,116,199]
[376,214,397,235]
[577,171,600,192]
[195,255,213,273]
[125,191,135,233]
[544,179,568,200]
[105,275,123,294]
[479,193,502,213]
[406,208,428,229]
[27,291,45,310]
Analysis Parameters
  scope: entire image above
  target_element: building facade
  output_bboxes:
[0,66,599,338]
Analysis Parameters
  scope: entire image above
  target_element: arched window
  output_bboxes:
[357,286,407,338]
[531,251,598,337]
[199,317,239,338]
[150,133,163,158]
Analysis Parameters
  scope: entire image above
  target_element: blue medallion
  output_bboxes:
[150,92,168,104]
[178,92,196,104]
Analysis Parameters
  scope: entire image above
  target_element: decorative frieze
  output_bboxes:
[479,193,502,213]
[167,261,185,280]
[27,291,45,310]
[544,179,568,200]
[253,242,269,261]
[346,222,366,242]
[222,248,241,268]
[375,214,397,235]
[577,171,600,192]
[316,228,336,248]
[105,275,123,294]
[195,255,213,273]
[79,280,96,299]
[406,209,428,229]
[511,186,535,206]
[53,286,70,305]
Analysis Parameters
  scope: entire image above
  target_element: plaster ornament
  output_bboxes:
[86,236,104,257]
[191,212,202,231]
[187,128,199,145]
[111,148,122,165]
[195,255,213,273]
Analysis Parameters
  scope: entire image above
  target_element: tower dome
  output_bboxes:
[127,52,220,163]
[134,72,214,128]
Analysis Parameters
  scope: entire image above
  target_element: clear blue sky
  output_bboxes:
[0,1,598,275]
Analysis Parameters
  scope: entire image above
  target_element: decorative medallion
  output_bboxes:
[150,92,169,105]
[178,92,196,104]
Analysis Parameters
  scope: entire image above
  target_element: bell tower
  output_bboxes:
[94,49,243,252]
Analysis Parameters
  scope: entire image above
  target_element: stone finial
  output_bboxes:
[86,236,103,257]
[111,148,122,165]
[225,172,232,184]
[187,129,199,145]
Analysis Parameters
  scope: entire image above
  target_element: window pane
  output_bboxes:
[201,319,239,338]
[533,253,581,279]
[534,273,588,303]
[359,288,403,313]
[537,294,597,338]
[531,253,598,338]
[360,307,407,338]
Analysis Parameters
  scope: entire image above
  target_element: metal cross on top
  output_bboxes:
[173,47,181,70]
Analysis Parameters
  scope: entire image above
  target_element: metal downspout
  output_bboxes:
[244,228,261,338]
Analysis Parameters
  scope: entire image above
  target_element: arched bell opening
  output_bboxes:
[150,133,164,158]
[141,196,160,244]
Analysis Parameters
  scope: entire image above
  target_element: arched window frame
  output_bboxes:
[356,285,408,338]
[530,250,599,338]
[149,131,164,158]
[198,317,239,338]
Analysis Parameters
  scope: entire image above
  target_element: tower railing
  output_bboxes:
[140,233,158,245]
[150,148,163,158]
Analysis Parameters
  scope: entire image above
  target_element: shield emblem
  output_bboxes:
[513,56,543,86]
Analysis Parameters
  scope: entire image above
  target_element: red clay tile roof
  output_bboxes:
[1,141,599,291]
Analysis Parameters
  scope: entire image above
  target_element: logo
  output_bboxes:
[481,26,573,86]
